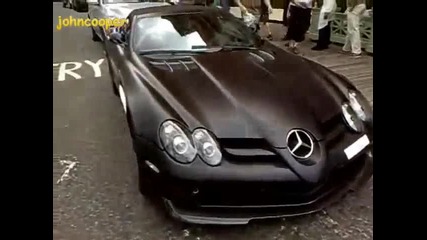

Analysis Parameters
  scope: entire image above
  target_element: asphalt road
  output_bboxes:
[53,3,373,240]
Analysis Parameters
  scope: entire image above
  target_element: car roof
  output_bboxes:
[128,5,220,23]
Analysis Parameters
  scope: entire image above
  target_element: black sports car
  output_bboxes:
[104,5,373,225]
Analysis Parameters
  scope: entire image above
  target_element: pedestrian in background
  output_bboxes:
[311,0,336,50]
[282,0,291,27]
[281,0,291,42]
[220,0,230,12]
[341,0,366,57]
[283,0,313,54]
[235,0,273,39]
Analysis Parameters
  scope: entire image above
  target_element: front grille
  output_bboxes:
[218,138,287,166]
[169,155,367,210]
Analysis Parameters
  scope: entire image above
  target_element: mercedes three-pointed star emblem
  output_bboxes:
[286,129,314,159]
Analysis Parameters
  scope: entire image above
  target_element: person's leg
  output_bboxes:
[264,22,273,40]
[285,5,297,46]
[219,0,230,12]
[312,21,330,50]
[259,9,273,40]
[282,1,292,41]
[350,14,362,55]
[235,0,248,15]
[289,40,296,51]
[290,7,309,54]
[325,21,331,45]
[262,13,272,40]
[349,4,366,55]
[282,0,290,27]
[344,12,362,55]
[342,13,353,52]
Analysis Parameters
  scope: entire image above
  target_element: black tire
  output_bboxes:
[126,107,136,139]
[91,28,102,42]
[129,114,157,197]
[111,77,119,96]
[63,1,66,8]
[137,162,157,197]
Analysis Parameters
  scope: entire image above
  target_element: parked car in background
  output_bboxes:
[72,0,89,11]
[63,0,73,8]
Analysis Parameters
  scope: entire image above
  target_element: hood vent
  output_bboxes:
[149,58,198,72]
[249,50,276,63]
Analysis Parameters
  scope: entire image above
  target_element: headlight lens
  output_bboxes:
[159,121,197,163]
[342,103,363,132]
[192,129,222,166]
[348,91,367,121]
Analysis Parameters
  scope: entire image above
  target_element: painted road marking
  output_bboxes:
[53,58,105,81]
[84,59,104,78]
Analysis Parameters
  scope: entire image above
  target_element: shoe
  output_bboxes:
[311,45,328,51]
[266,34,273,41]
[284,42,290,47]
[351,53,362,58]
[339,49,351,54]
[290,47,300,55]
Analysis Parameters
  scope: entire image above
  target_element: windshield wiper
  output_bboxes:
[139,49,205,55]
[138,45,257,56]
[219,45,258,51]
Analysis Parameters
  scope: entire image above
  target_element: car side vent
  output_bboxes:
[249,50,276,63]
[249,52,265,63]
[149,58,197,72]
[257,50,275,60]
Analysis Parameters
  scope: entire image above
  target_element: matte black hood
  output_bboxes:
[139,49,345,147]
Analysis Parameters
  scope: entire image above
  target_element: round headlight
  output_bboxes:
[192,129,222,166]
[342,103,363,132]
[348,91,367,121]
[159,121,197,163]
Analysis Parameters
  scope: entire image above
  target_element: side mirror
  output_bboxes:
[74,0,89,13]
[108,32,126,45]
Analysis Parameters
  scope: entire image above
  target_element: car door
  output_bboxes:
[104,26,130,89]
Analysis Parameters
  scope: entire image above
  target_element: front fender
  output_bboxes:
[121,64,184,149]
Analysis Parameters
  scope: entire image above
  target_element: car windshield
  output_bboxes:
[132,10,262,54]
[103,0,168,3]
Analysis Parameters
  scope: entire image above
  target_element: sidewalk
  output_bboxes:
[229,6,284,21]
[263,22,373,105]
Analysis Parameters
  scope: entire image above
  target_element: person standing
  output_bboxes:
[341,0,366,57]
[220,0,230,12]
[311,0,336,50]
[283,0,313,54]
[281,0,291,42]
[282,0,291,27]
[235,0,273,40]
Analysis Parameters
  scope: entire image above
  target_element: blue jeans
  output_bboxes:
[220,0,230,12]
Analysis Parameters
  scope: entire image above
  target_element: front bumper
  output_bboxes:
[164,153,372,225]
[133,135,373,225]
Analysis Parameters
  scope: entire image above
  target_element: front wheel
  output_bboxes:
[137,162,157,197]
[91,28,102,42]
[110,74,119,96]
[111,77,119,96]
